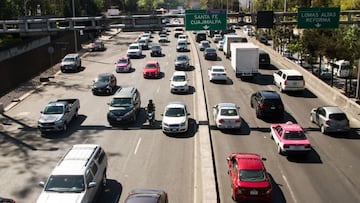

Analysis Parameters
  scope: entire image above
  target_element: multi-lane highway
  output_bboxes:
[0,26,360,203]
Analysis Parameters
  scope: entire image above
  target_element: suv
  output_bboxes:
[60,53,81,73]
[161,101,190,133]
[107,86,141,125]
[175,54,190,70]
[250,90,284,120]
[92,73,117,95]
[310,106,350,134]
[176,40,188,52]
[259,50,270,68]
[196,31,207,42]
[37,144,107,203]
[273,69,305,92]
[127,43,142,58]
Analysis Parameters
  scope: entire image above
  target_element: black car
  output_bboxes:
[150,44,162,57]
[259,50,270,68]
[250,90,284,120]
[174,54,190,70]
[204,47,217,60]
[0,197,15,203]
[124,188,168,203]
[92,73,117,95]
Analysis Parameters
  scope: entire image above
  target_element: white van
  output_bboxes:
[37,144,108,203]
[330,60,351,78]
[273,69,305,92]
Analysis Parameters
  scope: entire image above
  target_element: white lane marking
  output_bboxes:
[282,174,298,203]
[156,86,160,93]
[134,137,141,154]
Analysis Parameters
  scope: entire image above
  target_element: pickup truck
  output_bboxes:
[38,99,80,133]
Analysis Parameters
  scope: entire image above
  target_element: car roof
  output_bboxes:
[173,71,186,76]
[273,122,303,131]
[146,61,158,64]
[321,106,345,114]
[233,153,264,170]
[64,53,78,58]
[279,69,302,75]
[217,103,237,109]
[98,73,114,77]
[166,101,186,108]
[211,65,225,69]
[258,90,281,99]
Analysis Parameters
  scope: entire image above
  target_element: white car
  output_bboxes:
[170,71,189,93]
[208,65,227,82]
[213,34,223,43]
[127,43,142,58]
[178,34,188,44]
[217,40,224,51]
[161,101,190,133]
[213,103,241,129]
[158,34,168,43]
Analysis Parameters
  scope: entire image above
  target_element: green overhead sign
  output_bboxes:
[185,9,227,31]
[297,7,340,29]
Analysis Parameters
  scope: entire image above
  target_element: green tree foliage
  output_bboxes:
[137,0,164,11]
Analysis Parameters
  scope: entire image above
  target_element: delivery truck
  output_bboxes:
[223,34,248,58]
[231,42,259,78]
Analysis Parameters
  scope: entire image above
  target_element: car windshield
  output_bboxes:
[220,109,238,116]
[202,42,210,47]
[173,75,186,82]
[43,106,64,114]
[239,170,266,182]
[206,48,216,53]
[178,42,186,46]
[177,55,188,61]
[284,130,306,140]
[329,113,347,121]
[118,58,128,64]
[212,68,224,72]
[152,46,160,50]
[63,57,74,62]
[165,107,185,117]
[95,75,109,83]
[110,98,132,107]
[145,63,157,69]
[129,45,138,50]
[45,175,84,192]
[287,76,303,80]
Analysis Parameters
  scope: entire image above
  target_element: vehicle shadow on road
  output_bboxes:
[164,118,197,139]
[242,73,274,86]
[96,179,122,203]
[285,88,317,98]
[212,118,251,135]
[268,173,287,203]
[40,114,87,139]
[286,147,322,164]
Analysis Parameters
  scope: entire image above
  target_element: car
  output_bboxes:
[212,103,241,129]
[273,69,305,92]
[217,40,224,51]
[60,53,81,73]
[161,101,190,133]
[92,73,117,95]
[204,47,218,60]
[89,40,105,51]
[143,61,161,78]
[158,34,169,43]
[174,27,184,38]
[227,153,272,203]
[141,32,151,42]
[178,34,188,43]
[208,65,227,82]
[314,66,332,80]
[127,43,142,58]
[176,40,188,52]
[213,34,223,43]
[259,50,270,68]
[150,44,162,57]
[270,122,311,155]
[138,37,149,50]
[115,56,132,72]
[195,31,207,42]
[170,71,189,93]
[250,90,284,120]
[310,106,350,134]
[124,188,169,203]
[199,40,210,51]
[174,54,191,70]
[295,58,312,69]
[0,197,15,203]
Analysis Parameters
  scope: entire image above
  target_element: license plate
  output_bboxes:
[250,190,258,195]
[116,118,122,121]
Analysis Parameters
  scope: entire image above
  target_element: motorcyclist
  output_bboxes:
[147,99,155,113]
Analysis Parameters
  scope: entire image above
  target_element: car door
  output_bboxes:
[84,168,96,203]
[212,105,219,122]
[314,107,324,125]
[274,71,282,86]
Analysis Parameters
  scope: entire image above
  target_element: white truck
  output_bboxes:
[230,42,259,78]
[223,34,248,58]
[38,99,80,133]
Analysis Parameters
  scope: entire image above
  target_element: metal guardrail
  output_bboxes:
[0,10,359,34]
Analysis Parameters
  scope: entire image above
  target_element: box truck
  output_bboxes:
[231,42,259,78]
[223,34,248,58]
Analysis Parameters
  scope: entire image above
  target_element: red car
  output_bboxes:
[143,61,161,78]
[227,153,272,203]
[270,122,311,155]
[115,56,132,72]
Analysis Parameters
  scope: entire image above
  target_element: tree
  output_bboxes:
[137,0,164,11]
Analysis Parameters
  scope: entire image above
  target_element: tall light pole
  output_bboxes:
[72,0,78,52]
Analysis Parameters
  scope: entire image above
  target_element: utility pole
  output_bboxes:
[72,0,78,52]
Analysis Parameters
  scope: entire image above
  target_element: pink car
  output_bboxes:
[115,56,132,72]
[270,122,311,155]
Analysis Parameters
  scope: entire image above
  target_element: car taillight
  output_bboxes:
[259,104,265,109]
[235,119,241,123]
[284,80,287,85]
[219,119,224,123]
[283,144,289,148]
[325,119,330,125]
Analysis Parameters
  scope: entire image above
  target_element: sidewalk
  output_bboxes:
[0,29,121,112]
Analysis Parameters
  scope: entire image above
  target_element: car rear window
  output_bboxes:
[287,76,304,80]
[329,113,348,121]
[263,99,282,106]
[284,131,306,140]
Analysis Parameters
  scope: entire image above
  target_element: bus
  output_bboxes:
[330,60,351,78]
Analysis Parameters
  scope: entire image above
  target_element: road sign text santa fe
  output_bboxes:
[185,9,227,31]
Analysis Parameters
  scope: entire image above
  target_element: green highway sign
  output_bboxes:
[185,9,227,31]
[297,7,340,29]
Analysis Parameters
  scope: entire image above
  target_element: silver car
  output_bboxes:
[310,106,350,134]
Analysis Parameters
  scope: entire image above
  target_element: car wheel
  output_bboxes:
[256,109,261,118]
[320,125,326,134]
[250,101,254,108]
[102,172,107,188]
[277,144,283,155]
[280,85,284,92]
[63,123,67,132]
[132,113,137,123]
[310,115,314,123]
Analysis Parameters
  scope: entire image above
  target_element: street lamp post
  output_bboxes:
[72,0,78,52]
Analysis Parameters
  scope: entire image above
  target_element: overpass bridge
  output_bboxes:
[0,11,360,34]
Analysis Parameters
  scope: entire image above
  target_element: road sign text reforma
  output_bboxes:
[185,9,227,31]
[297,7,340,29]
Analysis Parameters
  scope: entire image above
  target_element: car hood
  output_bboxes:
[128,49,140,53]
[163,116,187,125]
[116,63,129,67]
[175,60,188,64]
[109,106,132,115]
[36,192,84,203]
[143,68,158,73]
[61,61,75,66]
[93,81,109,89]
[39,114,63,123]
[171,81,187,87]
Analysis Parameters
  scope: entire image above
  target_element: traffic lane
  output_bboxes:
[193,34,360,202]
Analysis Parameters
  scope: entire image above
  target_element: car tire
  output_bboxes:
[310,115,314,123]
[102,172,107,188]
[277,144,283,155]
[320,125,326,134]
[63,123,67,132]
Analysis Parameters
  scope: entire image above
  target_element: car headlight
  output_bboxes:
[55,119,64,125]
[124,110,133,117]
[180,121,186,127]
[108,111,115,117]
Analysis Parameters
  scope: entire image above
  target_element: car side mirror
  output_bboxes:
[262,157,267,161]
[226,157,230,161]
[88,181,97,188]
[187,113,191,116]
[39,181,45,187]
[160,113,164,116]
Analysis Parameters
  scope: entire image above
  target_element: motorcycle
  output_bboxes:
[147,110,155,126]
